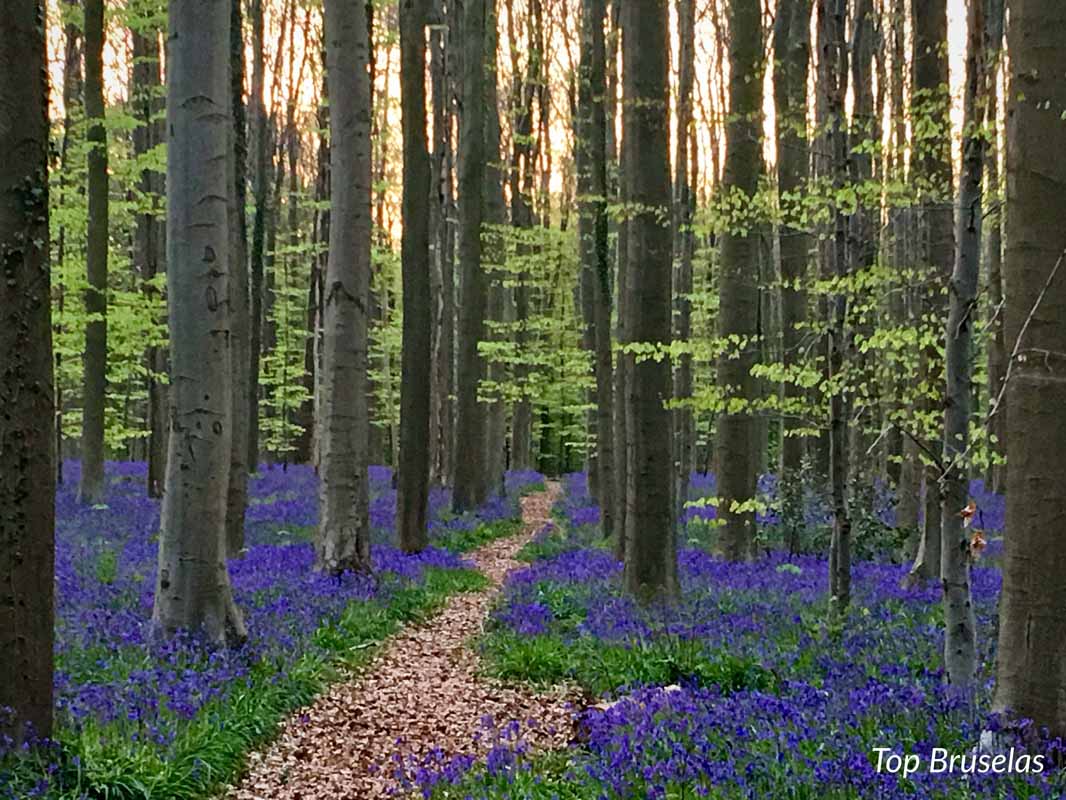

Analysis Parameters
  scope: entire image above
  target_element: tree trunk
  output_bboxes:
[317,0,374,573]
[226,0,251,556]
[992,0,1066,740]
[453,0,490,511]
[715,0,763,561]
[79,0,109,504]
[130,8,168,499]
[911,0,953,582]
[578,0,615,544]
[610,0,627,558]
[773,0,811,552]
[153,0,246,647]
[248,0,269,472]
[397,0,433,552]
[940,0,985,691]
[0,1,54,745]
[820,0,852,614]
[984,0,1006,494]
[673,0,696,524]
[620,0,676,599]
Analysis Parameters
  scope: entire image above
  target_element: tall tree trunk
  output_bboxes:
[911,0,953,582]
[941,0,985,691]
[820,0,852,614]
[483,6,508,496]
[0,0,54,744]
[992,0,1066,740]
[317,0,373,573]
[773,0,811,554]
[130,7,168,499]
[453,0,490,511]
[578,0,615,544]
[248,0,269,471]
[609,0,627,558]
[716,0,763,561]
[153,0,246,647]
[397,0,433,552]
[226,0,251,556]
[673,0,696,523]
[620,0,676,599]
[984,0,1006,494]
[79,0,109,504]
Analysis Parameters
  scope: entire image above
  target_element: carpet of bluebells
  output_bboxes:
[407,472,1062,799]
[1,461,544,800]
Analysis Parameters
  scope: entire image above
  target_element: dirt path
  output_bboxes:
[226,485,575,799]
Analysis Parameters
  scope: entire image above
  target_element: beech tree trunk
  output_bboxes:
[317,0,374,573]
[773,0,811,549]
[153,0,246,647]
[673,0,696,523]
[715,0,763,561]
[226,0,251,556]
[248,0,269,471]
[620,0,676,599]
[130,5,168,499]
[940,0,985,691]
[911,0,953,582]
[0,0,54,744]
[578,0,615,544]
[993,0,1066,739]
[79,0,109,504]
[397,0,432,552]
[453,0,490,512]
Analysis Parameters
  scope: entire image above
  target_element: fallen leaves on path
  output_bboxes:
[226,484,577,800]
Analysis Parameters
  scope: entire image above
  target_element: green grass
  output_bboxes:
[18,567,489,800]
[437,518,524,554]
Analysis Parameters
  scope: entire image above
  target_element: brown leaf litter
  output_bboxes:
[225,483,578,800]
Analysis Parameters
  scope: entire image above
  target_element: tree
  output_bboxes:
[993,0,1066,738]
[0,0,54,744]
[673,0,696,522]
[317,0,373,573]
[397,0,433,552]
[716,0,763,561]
[130,0,168,499]
[773,0,812,553]
[910,0,953,582]
[620,0,676,599]
[248,0,269,471]
[227,0,251,557]
[453,0,490,512]
[78,0,109,504]
[577,0,615,545]
[820,0,852,614]
[152,0,245,646]
[940,0,985,691]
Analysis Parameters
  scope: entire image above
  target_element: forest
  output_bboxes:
[2,0,1066,797]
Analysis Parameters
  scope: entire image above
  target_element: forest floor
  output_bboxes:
[225,483,577,799]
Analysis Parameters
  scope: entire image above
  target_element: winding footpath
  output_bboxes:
[226,484,576,799]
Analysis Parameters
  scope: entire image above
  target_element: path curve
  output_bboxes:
[227,485,575,799]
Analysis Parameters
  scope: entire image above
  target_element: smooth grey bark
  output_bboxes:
[578,0,615,544]
[620,0,676,599]
[317,0,373,573]
[773,0,811,545]
[130,4,168,499]
[0,0,54,744]
[397,0,432,552]
[248,0,268,471]
[940,0,985,691]
[716,0,763,561]
[609,0,627,559]
[673,0,696,524]
[226,0,250,556]
[453,0,490,512]
[79,0,109,504]
[820,0,852,614]
[910,0,953,582]
[992,0,1066,739]
[153,0,246,647]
